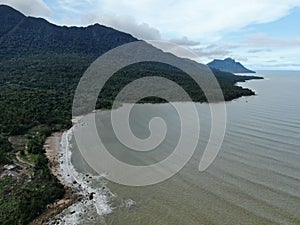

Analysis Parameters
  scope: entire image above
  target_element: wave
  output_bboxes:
[47,125,113,225]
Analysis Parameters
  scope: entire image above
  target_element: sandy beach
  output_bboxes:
[44,133,66,184]
[29,132,81,225]
[29,116,113,225]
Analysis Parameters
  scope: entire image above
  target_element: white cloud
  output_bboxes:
[0,0,52,18]
[245,33,300,48]
[81,13,161,40]
[169,37,200,46]
[193,45,231,59]
[248,48,272,53]
[50,0,300,40]
[107,0,300,38]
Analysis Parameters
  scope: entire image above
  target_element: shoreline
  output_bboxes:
[29,132,82,225]
[33,116,113,224]
[30,88,265,224]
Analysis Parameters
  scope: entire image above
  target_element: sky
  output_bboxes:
[1,0,300,70]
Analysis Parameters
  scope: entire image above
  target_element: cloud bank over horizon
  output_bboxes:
[1,0,300,69]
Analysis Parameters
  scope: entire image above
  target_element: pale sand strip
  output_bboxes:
[29,132,81,225]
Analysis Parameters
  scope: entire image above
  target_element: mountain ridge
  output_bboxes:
[0,4,262,100]
[0,4,138,60]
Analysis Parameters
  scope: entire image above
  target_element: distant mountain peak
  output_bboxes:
[207,58,255,74]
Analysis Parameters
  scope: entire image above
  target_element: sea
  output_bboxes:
[54,71,300,225]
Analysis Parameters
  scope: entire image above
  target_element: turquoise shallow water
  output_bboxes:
[70,71,300,225]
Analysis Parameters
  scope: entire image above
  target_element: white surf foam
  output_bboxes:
[47,123,114,225]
